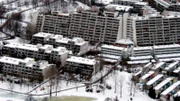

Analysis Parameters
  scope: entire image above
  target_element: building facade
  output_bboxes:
[36,12,70,37]
[65,56,100,79]
[0,56,56,81]
[35,10,123,44]
[2,43,69,66]
[69,10,122,44]
[127,14,180,46]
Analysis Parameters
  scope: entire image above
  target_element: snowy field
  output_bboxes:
[0,70,156,101]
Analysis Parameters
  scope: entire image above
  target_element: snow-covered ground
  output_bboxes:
[0,70,156,101]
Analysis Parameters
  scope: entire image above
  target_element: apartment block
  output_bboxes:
[0,56,56,81]
[101,44,124,62]
[35,10,123,44]
[65,56,100,79]
[127,14,180,46]
[2,43,69,66]
[31,32,89,55]
[128,44,180,64]
[69,10,122,44]
[36,12,70,36]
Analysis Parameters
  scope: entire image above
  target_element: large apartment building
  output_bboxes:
[68,10,122,44]
[35,10,124,44]
[0,56,56,81]
[2,43,69,66]
[65,56,100,79]
[36,12,70,36]
[31,32,89,55]
[127,13,180,46]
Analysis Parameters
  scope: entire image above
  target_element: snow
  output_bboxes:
[33,32,53,38]
[165,61,179,71]
[116,39,134,45]
[146,74,164,86]
[133,46,152,50]
[66,56,96,65]
[101,54,121,60]
[152,62,165,70]
[127,60,156,64]
[161,81,180,96]
[106,4,133,11]
[154,77,174,91]
[101,45,124,51]
[129,56,153,60]
[174,90,180,97]
[0,68,156,101]
[173,67,180,73]
[134,70,142,77]
[144,62,152,68]
[153,44,180,49]
[140,71,155,80]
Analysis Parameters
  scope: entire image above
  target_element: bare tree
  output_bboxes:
[118,75,124,98]
[8,78,14,94]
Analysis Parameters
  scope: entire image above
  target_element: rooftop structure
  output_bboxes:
[146,74,164,86]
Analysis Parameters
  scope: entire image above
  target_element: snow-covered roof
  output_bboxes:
[174,90,180,97]
[144,62,152,68]
[173,67,180,73]
[146,74,164,86]
[133,46,152,50]
[101,45,124,50]
[106,4,133,11]
[165,61,179,71]
[72,37,87,46]
[33,32,53,38]
[52,47,69,55]
[154,77,174,90]
[56,37,71,44]
[33,33,88,46]
[101,54,121,60]
[152,62,165,70]
[153,44,180,49]
[129,56,153,60]
[4,43,39,51]
[0,56,50,69]
[50,34,63,40]
[156,53,180,58]
[134,70,142,77]
[4,43,68,55]
[159,58,180,62]
[154,0,170,8]
[161,81,180,96]
[127,60,156,64]
[134,2,148,6]
[0,56,33,65]
[66,56,96,65]
[140,71,155,80]
[116,39,134,45]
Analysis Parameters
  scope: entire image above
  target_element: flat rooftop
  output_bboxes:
[66,56,96,65]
